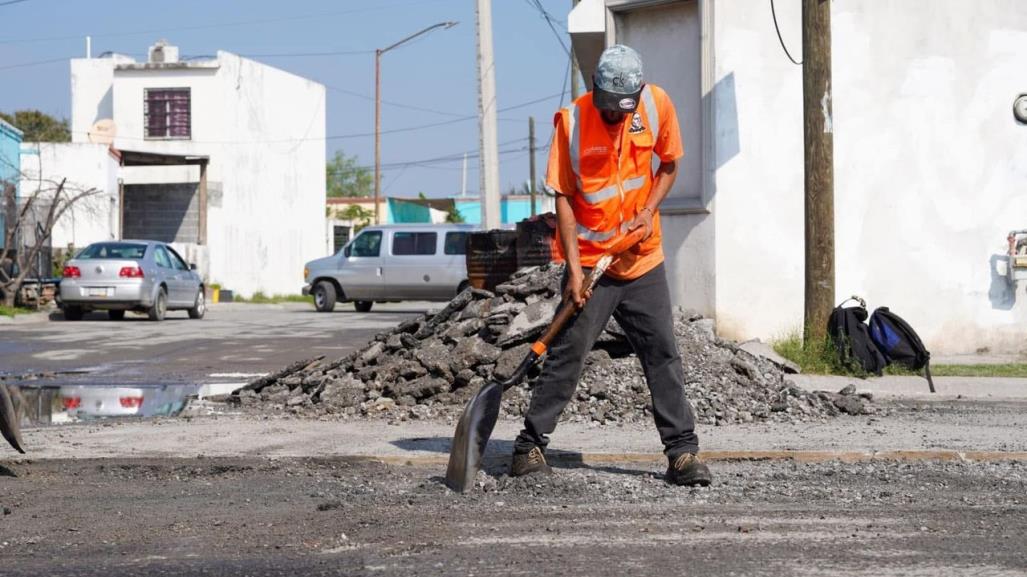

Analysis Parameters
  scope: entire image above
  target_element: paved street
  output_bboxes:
[0,303,430,389]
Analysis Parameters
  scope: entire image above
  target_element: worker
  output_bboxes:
[511,45,711,486]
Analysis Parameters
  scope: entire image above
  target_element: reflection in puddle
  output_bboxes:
[10,383,243,425]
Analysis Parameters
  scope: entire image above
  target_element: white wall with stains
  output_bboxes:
[706,0,1027,354]
[18,142,120,251]
[69,47,326,297]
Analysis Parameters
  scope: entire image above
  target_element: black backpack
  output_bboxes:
[869,307,935,393]
[827,297,887,376]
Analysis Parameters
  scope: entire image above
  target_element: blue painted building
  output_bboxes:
[385,194,553,225]
[0,118,23,247]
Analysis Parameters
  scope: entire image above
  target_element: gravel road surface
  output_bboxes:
[1,456,1024,576]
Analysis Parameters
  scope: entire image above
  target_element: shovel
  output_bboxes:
[445,228,645,492]
[0,384,25,454]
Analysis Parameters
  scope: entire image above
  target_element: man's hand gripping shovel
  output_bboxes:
[445,228,646,492]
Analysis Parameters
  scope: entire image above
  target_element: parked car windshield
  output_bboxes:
[349,231,382,257]
[76,243,148,260]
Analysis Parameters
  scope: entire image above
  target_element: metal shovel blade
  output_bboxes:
[0,385,25,454]
[445,379,503,493]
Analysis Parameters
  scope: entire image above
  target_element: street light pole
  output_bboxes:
[374,21,458,225]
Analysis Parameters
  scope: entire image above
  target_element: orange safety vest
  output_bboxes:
[554,85,666,280]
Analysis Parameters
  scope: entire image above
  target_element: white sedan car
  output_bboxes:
[59,240,205,321]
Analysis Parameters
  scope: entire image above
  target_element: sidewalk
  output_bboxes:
[788,374,1027,400]
[11,393,1027,464]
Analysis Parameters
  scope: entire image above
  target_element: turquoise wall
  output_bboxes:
[0,119,23,246]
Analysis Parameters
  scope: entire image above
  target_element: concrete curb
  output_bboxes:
[322,450,1027,467]
[789,374,1027,400]
[0,311,54,325]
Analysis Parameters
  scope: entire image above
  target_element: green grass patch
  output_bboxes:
[0,305,35,317]
[929,364,1027,378]
[772,329,840,375]
[773,329,1027,378]
[232,292,312,304]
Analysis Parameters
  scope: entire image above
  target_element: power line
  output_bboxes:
[243,48,374,58]
[66,91,563,145]
[523,0,571,57]
[0,0,32,6]
[324,84,466,118]
[771,0,802,65]
[0,56,66,71]
[0,0,450,45]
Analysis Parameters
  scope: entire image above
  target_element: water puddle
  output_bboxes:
[7,382,244,426]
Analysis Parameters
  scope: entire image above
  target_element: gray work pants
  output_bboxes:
[513,263,700,459]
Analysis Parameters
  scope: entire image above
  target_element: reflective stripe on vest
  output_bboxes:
[581,174,646,206]
[576,221,630,243]
[640,85,661,176]
[568,103,581,190]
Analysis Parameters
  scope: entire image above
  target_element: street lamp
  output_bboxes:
[375,21,458,224]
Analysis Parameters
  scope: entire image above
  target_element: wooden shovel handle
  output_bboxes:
[530,228,647,356]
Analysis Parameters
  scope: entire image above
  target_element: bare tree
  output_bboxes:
[1,155,101,308]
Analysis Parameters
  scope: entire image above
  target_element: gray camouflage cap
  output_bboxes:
[593,44,644,112]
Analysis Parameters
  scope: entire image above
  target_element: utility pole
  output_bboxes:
[476,0,501,230]
[570,0,580,99]
[802,0,834,344]
[528,116,537,217]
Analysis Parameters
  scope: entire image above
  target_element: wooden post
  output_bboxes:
[802,0,835,344]
[570,0,580,99]
[529,116,537,217]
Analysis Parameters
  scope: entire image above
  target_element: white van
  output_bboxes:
[302,224,477,312]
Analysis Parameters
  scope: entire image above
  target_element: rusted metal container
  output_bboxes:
[515,214,557,268]
[466,230,519,291]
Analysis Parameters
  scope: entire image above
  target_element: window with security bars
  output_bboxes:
[144,88,191,139]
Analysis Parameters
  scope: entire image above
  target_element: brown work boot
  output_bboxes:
[665,453,712,487]
[510,446,553,477]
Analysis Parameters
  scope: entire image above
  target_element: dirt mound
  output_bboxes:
[231,263,871,423]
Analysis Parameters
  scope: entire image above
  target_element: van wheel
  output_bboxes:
[64,306,84,321]
[354,300,373,313]
[313,281,337,312]
[108,310,126,321]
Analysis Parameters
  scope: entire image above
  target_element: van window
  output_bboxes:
[444,232,468,255]
[350,231,382,257]
[392,232,437,256]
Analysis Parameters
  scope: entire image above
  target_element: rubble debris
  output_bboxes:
[232,263,869,424]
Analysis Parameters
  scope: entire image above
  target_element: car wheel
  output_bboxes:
[457,280,470,294]
[148,287,168,321]
[354,300,373,313]
[188,289,206,319]
[64,306,84,321]
[313,281,336,312]
[108,310,126,321]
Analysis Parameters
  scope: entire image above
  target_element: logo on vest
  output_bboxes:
[583,145,609,157]
[628,112,646,134]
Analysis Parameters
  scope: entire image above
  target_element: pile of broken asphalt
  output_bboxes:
[230,263,873,424]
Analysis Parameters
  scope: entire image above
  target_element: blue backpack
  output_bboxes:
[869,307,935,393]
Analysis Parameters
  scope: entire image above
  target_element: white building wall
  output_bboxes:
[18,143,119,250]
[94,50,326,296]
[711,0,1027,354]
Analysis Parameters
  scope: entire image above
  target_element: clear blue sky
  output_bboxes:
[0,0,579,198]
